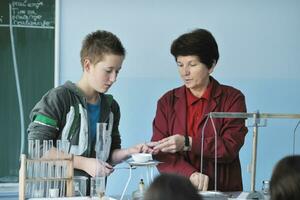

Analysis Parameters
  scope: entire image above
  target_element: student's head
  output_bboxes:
[170,28,219,70]
[144,173,202,200]
[80,30,126,93]
[270,155,300,200]
[80,30,125,66]
[170,29,219,92]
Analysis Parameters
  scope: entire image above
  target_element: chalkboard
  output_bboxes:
[0,0,55,182]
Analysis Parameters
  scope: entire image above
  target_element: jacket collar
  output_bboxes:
[173,76,222,129]
[174,76,222,100]
[64,81,112,123]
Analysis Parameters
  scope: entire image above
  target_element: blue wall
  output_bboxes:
[60,0,300,196]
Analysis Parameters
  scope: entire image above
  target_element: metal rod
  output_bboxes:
[250,113,258,192]
[209,112,300,119]
[120,166,133,200]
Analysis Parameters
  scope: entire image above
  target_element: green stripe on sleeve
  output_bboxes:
[34,114,58,128]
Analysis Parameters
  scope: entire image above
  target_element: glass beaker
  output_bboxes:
[90,176,106,199]
[73,176,88,196]
[262,180,270,195]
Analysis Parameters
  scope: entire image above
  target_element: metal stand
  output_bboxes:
[119,160,160,200]
[208,111,300,200]
[119,165,133,200]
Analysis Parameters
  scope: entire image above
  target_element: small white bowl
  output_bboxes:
[131,153,152,163]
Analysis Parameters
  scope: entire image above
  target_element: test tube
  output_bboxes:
[27,140,34,198]
[33,140,43,197]
[62,140,70,154]
[47,140,54,197]
[61,140,70,197]
[55,140,62,196]
[43,140,49,197]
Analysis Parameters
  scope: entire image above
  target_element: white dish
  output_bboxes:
[131,153,152,163]
[129,160,157,166]
[199,191,228,200]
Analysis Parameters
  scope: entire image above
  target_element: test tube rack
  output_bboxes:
[19,154,74,200]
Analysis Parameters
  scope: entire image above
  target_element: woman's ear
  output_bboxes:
[209,60,217,74]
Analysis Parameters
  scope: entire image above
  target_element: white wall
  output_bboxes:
[60,0,300,196]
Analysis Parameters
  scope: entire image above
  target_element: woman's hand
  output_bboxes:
[109,144,154,164]
[189,172,209,191]
[151,134,185,153]
[80,157,114,177]
[127,143,152,154]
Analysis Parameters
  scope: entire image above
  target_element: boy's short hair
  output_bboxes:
[170,28,219,69]
[80,30,126,67]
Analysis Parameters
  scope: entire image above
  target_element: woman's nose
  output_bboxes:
[184,66,190,75]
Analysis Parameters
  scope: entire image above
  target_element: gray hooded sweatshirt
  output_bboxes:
[27,81,121,162]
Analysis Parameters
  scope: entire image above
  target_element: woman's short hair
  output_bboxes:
[144,173,202,200]
[270,155,300,200]
[170,28,219,69]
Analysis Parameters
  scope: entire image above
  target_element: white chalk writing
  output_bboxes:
[10,0,53,27]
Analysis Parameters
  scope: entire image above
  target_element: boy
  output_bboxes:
[28,30,149,177]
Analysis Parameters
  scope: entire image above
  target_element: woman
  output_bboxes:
[150,29,248,191]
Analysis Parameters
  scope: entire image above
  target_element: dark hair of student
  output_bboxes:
[170,28,219,69]
[144,173,203,200]
[270,155,300,200]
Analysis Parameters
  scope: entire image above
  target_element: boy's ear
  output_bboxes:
[83,58,91,71]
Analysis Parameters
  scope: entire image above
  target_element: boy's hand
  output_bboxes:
[82,157,114,177]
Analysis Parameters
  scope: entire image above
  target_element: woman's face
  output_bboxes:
[85,54,124,93]
[177,55,214,92]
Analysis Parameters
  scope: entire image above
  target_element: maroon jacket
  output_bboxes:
[151,77,247,191]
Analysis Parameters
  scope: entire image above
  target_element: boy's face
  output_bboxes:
[84,54,124,93]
